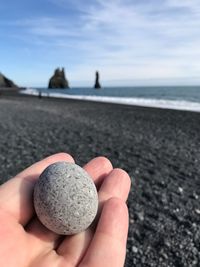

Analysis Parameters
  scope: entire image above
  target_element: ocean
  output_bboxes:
[21,86,200,112]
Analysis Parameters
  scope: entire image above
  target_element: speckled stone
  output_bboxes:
[33,161,98,235]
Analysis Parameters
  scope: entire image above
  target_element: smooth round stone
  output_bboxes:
[33,161,98,235]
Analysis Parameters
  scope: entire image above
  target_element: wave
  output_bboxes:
[20,88,200,113]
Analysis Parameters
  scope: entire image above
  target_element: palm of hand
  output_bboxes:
[0,153,130,267]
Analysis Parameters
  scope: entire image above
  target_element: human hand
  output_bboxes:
[0,153,131,267]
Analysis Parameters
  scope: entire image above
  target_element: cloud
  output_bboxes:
[2,0,200,85]
[166,0,200,9]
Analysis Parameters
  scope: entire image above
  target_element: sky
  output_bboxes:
[1,0,200,87]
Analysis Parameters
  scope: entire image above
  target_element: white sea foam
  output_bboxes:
[20,88,200,113]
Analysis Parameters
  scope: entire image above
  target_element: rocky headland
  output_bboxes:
[0,72,18,88]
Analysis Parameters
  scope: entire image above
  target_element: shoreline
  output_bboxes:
[19,87,200,113]
[15,90,200,116]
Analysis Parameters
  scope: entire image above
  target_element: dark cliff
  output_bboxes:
[0,73,18,88]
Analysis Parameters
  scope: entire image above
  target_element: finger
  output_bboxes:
[83,156,113,188]
[97,168,131,216]
[80,198,129,267]
[0,153,74,226]
[58,229,93,266]
[56,156,113,265]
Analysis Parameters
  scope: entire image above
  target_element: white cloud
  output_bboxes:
[3,0,200,85]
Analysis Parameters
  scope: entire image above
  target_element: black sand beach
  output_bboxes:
[0,94,200,266]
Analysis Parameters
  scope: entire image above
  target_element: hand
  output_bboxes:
[0,153,131,267]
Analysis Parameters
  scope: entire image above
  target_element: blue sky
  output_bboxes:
[1,0,200,87]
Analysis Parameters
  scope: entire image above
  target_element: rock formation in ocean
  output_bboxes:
[48,68,69,89]
[94,71,101,89]
[0,72,18,88]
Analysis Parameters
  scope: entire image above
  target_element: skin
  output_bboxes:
[0,153,131,267]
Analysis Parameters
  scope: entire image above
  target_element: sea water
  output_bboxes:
[21,86,200,112]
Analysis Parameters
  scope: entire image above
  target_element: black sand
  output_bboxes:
[0,94,200,266]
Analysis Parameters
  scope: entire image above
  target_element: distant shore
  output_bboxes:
[0,94,200,266]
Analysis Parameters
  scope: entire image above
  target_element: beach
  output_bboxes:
[0,93,200,266]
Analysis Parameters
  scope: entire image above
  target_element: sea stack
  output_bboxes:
[48,68,69,89]
[94,71,101,89]
[0,72,18,88]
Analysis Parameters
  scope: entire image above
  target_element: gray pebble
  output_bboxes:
[132,246,138,253]
[33,161,98,235]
